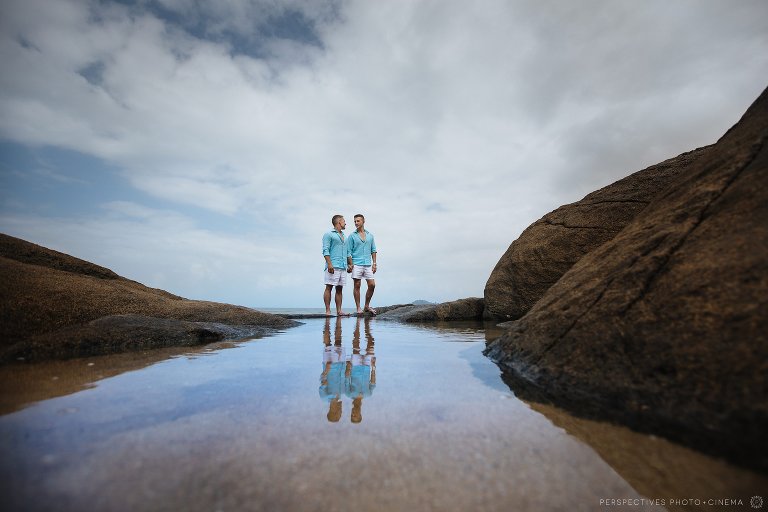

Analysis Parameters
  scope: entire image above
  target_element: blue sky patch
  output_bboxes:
[0,141,246,235]
[103,0,327,60]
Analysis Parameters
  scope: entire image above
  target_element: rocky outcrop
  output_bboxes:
[376,298,485,322]
[485,86,768,471]
[484,146,711,320]
[8,314,281,362]
[0,234,297,363]
[0,233,123,281]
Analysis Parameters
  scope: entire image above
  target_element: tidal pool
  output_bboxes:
[0,318,765,512]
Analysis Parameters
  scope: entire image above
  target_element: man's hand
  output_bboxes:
[328,267,335,274]
[372,263,377,274]
[347,264,353,273]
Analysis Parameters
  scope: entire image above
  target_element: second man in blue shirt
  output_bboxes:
[347,213,378,315]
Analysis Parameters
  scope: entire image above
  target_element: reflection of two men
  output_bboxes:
[319,317,376,423]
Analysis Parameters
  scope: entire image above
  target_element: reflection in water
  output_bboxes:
[319,317,376,423]
[319,317,346,422]
[2,318,766,512]
[347,316,376,424]
[523,400,768,512]
[0,339,255,415]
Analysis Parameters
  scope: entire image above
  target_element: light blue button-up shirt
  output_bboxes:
[347,230,377,266]
[346,364,375,399]
[322,229,347,269]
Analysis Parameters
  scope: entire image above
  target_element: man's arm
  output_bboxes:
[322,233,334,273]
[347,235,354,272]
[371,235,377,273]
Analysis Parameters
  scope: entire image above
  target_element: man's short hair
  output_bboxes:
[354,214,365,221]
[331,214,343,226]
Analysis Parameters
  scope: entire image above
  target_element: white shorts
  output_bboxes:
[351,265,375,280]
[323,346,345,363]
[324,268,347,286]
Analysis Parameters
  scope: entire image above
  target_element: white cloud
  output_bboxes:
[1,0,767,307]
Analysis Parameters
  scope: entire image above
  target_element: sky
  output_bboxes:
[1,0,767,309]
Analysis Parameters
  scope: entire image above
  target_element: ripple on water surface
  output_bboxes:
[0,318,765,512]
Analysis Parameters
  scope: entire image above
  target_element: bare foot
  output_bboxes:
[337,311,351,317]
[325,310,332,317]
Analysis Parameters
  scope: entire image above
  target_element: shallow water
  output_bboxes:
[0,318,765,512]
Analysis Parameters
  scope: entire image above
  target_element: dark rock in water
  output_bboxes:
[0,234,298,363]
[377,298,484,322]
[485,86,768,471]
[360,304,415,316]
[374,304,432,321]
[484,145,710,320]
[4,314,279,363]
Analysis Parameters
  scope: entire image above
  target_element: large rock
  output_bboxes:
[485,86,768,471]
[484,146,710,320]
[5,314,284,363]
[376,298,485,322]
[0,234,297,362]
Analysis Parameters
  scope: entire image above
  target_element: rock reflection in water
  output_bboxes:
[1,319,764,512]
[0,339,255,415]
[524,400,768,512]
[319,317,376,423]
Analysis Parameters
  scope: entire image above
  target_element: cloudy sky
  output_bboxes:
[1,0,766,309]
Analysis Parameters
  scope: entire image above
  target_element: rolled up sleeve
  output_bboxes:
[322,233,331,256]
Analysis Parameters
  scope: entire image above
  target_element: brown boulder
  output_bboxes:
[0,234,297,362]
[484,145,710,320]
[485,86,768,470]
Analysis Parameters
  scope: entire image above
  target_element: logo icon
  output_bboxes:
[752,496,763,509]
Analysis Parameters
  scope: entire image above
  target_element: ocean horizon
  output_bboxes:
[257,302,427,315]
[257,307,329,315]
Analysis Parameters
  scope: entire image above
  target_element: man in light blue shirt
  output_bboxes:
[347,213,378,315]
[322,214,352,316]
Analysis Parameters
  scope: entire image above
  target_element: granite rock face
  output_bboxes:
[484,146,710,320]
[485,86,768,471]
[376,298,485,322]
[0,234,297,362]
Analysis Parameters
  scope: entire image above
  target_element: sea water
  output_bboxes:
[0,318,765,512]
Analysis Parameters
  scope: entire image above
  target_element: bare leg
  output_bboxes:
[324,284,334,316]
[353,279,363,313]
[335,285,346,316]
[364,279,376,310]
